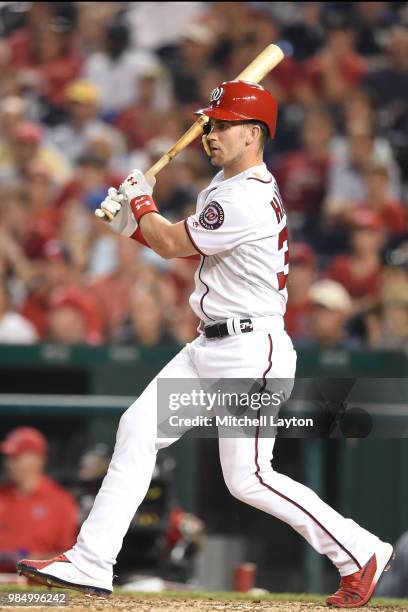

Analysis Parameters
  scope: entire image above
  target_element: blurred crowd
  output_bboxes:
[0,1,407,350]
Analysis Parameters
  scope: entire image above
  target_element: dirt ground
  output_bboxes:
[2,595,406,612]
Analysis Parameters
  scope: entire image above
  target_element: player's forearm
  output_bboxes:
[130,226,200,261]
[139,213,198,259]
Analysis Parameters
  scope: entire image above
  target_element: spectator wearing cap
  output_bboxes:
[20,240,103,342]
[45,80,107,165]
[46,286,104,345]
[0,121,70,185]
[285,244,317,341]
[303,279,353,349]
[0,280,38,344]
[325,210,385,310]
[356,162,407,239]
[0,427,79,573]
[19,240,73,338]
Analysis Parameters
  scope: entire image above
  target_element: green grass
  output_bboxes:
[1,585,408,607]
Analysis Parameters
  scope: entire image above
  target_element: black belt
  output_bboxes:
[204,318,253,339]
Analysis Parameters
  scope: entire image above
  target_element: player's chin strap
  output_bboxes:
[201,134,211,156]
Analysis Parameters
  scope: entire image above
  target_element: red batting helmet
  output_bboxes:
[195,80,278,138]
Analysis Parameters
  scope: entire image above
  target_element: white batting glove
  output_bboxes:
[95,187,138,237]
[119,169,156,202]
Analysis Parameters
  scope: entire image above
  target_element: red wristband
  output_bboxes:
[130,226,148,246]
[130,195,159,224]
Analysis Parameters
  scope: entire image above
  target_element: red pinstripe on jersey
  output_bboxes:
[253,335,361,572]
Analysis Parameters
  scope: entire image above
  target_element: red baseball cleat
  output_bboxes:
[327,542,394,608]
[16,554,112,597]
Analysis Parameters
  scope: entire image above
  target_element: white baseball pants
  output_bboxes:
[67,322,379,587]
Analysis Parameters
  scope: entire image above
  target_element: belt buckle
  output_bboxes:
[239,319,253,333]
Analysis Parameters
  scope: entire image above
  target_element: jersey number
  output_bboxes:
[277,226,289,290]
[271,192,289,290]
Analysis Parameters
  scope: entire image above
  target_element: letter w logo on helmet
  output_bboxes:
[210,87,224,103]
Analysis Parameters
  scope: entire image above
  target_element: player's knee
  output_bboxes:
[223,472,253,503]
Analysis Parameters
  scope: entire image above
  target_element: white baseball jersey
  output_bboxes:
[185,163,289,323]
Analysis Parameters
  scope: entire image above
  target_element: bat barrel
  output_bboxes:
[237,44,284,82]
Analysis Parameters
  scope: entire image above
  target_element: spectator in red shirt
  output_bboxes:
[87,236,152,341]
[114,68,164,151]
[302,13,367,105]
[325,209,385,310]
[285,243,317,341]
[53,154,122,212]
[273,107,333,236]
[20,240,104,342]
[0,427,79,573]
[356,162,407,239]
[22,161,62,259]
[46,286,104,345]
[3,3,82,109]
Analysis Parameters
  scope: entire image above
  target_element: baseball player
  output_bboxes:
[17,81,393,607]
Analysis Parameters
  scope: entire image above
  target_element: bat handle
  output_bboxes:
[145,116,209,180]
[145,156,171,181]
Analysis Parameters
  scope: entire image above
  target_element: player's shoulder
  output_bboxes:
[244,166,279,196]
[210,166,277,199]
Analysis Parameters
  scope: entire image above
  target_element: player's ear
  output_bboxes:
[245,123,260,146]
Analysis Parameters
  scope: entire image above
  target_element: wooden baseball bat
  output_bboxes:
[145,43,284,180]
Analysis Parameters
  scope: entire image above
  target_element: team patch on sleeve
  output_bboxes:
[199,202,225,230]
